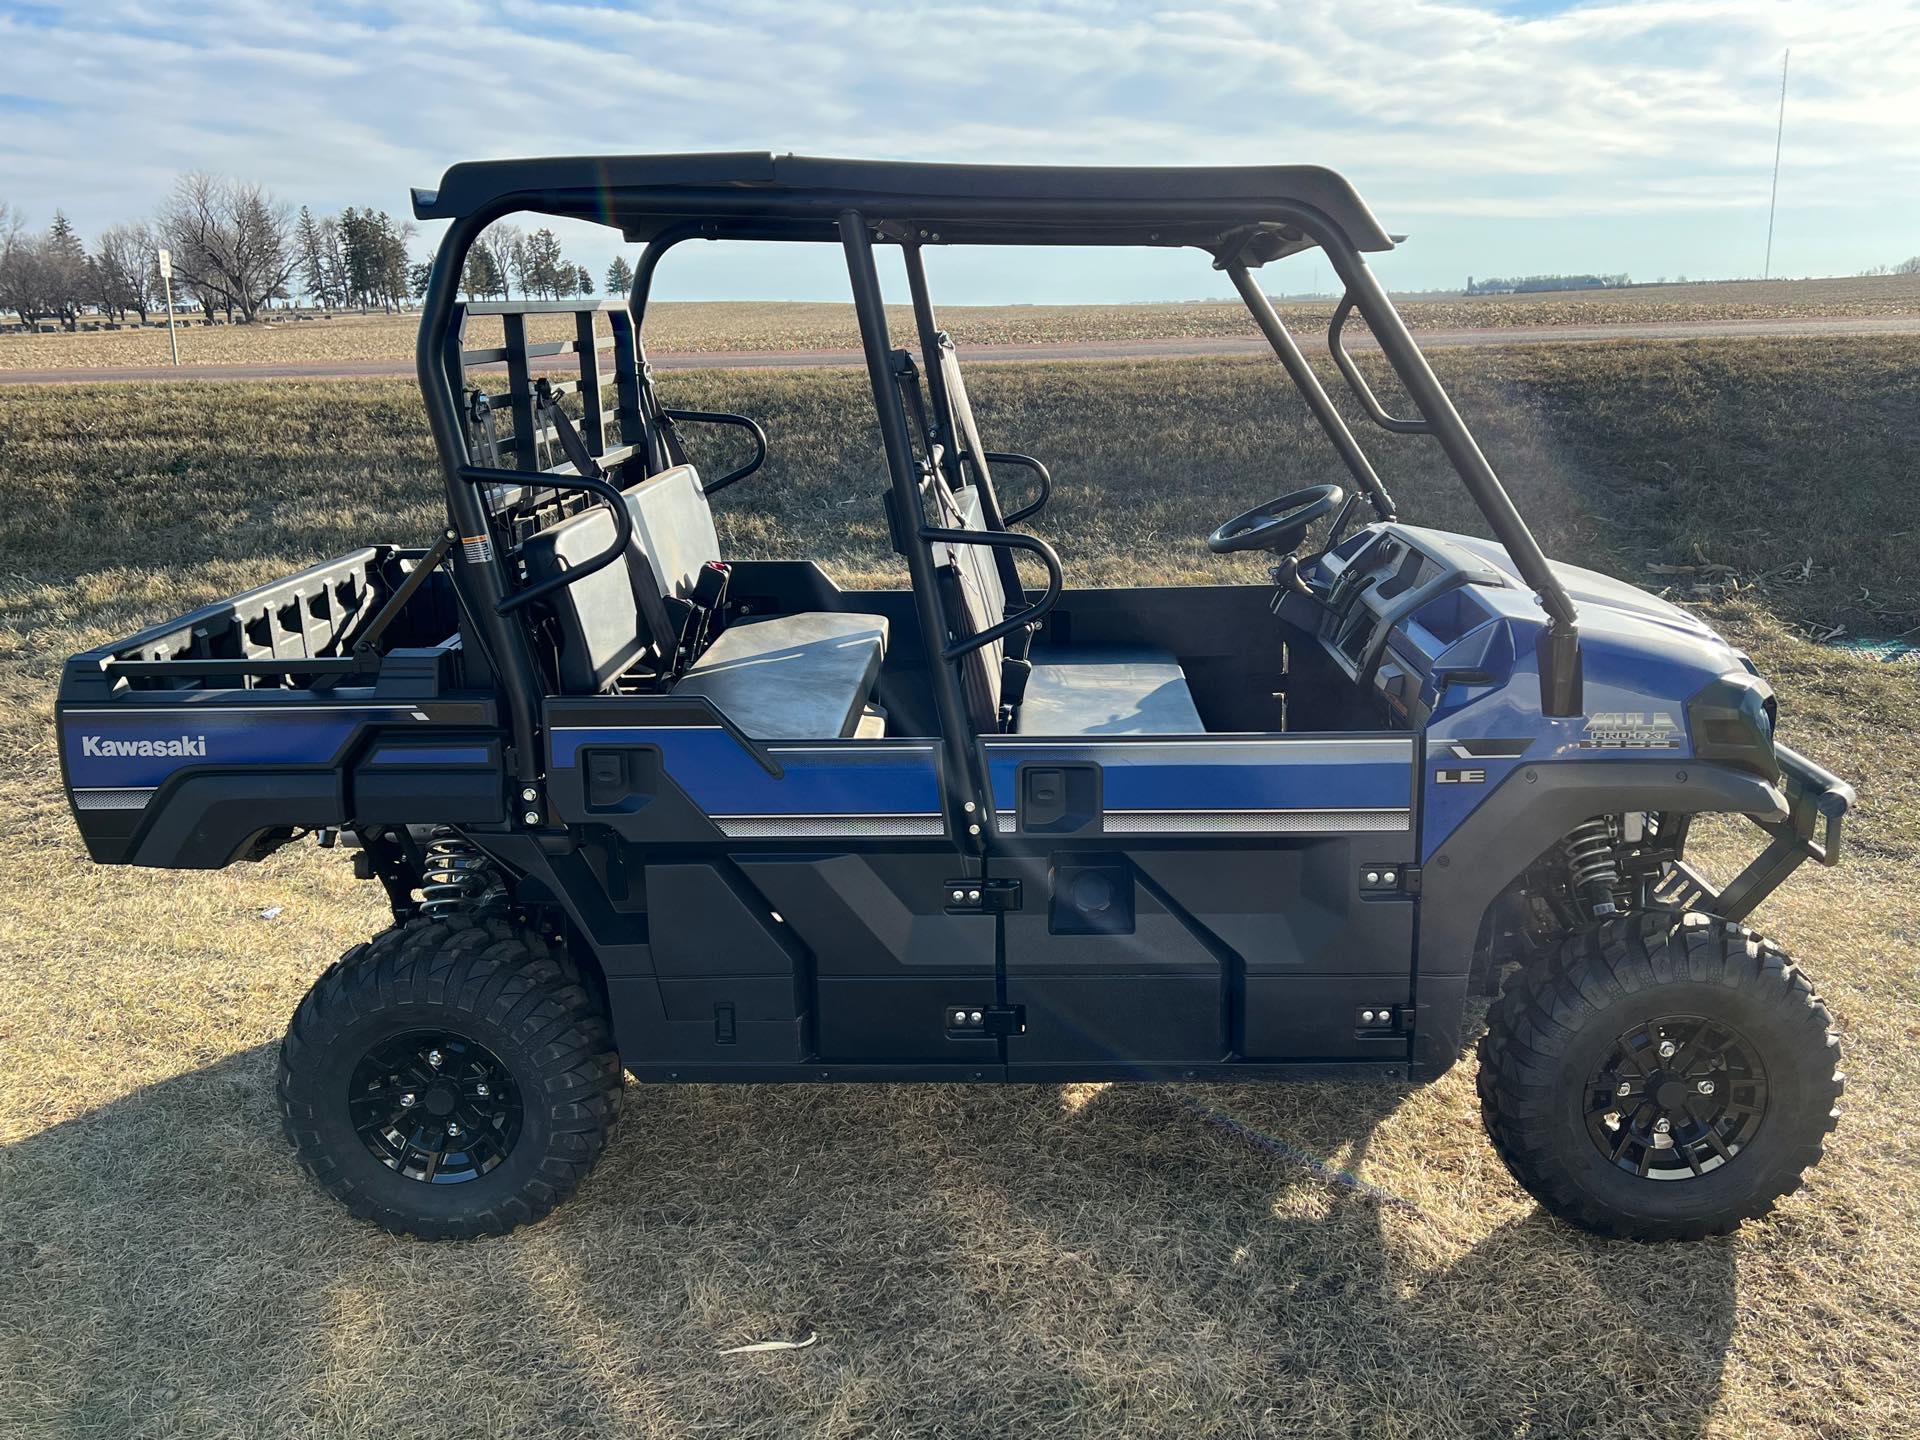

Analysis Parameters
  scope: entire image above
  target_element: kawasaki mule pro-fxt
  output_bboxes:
[57,156,1852,1240]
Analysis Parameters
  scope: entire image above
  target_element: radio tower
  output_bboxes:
[1764,49,1789,279]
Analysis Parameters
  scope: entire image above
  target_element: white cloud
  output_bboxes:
[0,0,1915,295]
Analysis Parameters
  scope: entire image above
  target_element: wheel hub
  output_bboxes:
[1584,1015,1768,1181]
[1653,1077,1689,1110]
[348,1030,523,1185]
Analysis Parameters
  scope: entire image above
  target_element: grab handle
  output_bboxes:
[922,525,1064,659]
[1329,295,1433,436]
[458,464,633,615]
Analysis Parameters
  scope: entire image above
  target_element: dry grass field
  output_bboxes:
[1,338,1917,1439]
[3,272,1920,372]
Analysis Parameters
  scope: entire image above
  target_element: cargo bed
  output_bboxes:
[57,547,505,867]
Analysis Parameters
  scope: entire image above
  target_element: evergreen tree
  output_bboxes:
[46,211,88,329]
[295,206,330,307]
[605,255,632,298]
[576,264,594,296]
[527,228,565,299]
[462,244,505,300]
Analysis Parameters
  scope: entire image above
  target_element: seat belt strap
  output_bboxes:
[534,379,604,480]
[679,560,731,667]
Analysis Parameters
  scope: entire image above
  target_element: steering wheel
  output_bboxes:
[1206,483,1345,555]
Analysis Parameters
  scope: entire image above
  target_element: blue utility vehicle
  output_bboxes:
[58,156,1851,1239]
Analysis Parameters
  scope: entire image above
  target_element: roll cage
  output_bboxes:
[409,154,1584,843]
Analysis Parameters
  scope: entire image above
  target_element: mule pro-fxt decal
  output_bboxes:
[1577,711,1682,751]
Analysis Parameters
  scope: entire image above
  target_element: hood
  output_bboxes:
[1430,530,1722,644]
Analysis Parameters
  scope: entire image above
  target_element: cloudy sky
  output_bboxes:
[1,0,1916,302]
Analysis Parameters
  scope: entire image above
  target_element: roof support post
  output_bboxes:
[901,246,964,489]
[838,212,988,851]
[416,210,548,786]
[1318,241,1583,715]
[1224,262,1396,522]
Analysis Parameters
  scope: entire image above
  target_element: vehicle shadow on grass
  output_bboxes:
[0,1050,1737,1440]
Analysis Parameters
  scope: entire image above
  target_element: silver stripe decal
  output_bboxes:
[982,737,1411,757]
[715,814,945,838]
[65,705,424,716]
[1102,808,1409,834]
[73,787,157,811]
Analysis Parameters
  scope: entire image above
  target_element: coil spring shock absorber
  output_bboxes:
[419,827,500,915]
[1564,817,1623,920]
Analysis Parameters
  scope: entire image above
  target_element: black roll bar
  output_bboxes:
[1223,263,1397,522]
[840,213,989,848]
[416,207,548,788]
[1309,233,1583,714]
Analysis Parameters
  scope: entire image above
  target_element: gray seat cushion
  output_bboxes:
[1015,646,1205,735]
[674,612,889,739]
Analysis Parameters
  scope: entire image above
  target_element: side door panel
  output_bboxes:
[545,696,995,1071]
[984,735,1418,1072]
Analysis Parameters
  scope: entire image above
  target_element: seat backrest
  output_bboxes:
[924,471,1007,728]
[626,464,719,602]
[518,463,716,693]
[935,337,994,492]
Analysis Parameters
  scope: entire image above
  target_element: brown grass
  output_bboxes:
[2,340,1918,1439]
[4,271,1920,372]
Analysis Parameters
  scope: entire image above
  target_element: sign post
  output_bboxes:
[157,247,179,366]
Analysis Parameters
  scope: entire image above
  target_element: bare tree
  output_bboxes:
[1896,255,1920,276]
[157,172,297,323]
[0,208,79,330]
[484,222,532,300]
[92,222,154,322]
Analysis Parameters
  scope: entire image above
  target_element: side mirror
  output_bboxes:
[1537,622,1584,717]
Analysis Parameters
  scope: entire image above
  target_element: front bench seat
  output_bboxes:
[1016,646,1205,735]
[925,473,1205,736]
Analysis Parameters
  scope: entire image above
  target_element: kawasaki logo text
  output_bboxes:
[80,734,208,758]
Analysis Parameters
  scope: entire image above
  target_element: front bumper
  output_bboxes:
[1658,743,1856,921]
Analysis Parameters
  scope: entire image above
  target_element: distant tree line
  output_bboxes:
[1466,273,1631,296]
[293,204,416,312]
[2,176,605,329]
[455,223,596,302]
[0,201,167,329]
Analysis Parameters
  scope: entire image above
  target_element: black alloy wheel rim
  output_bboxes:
[348,1030,524,1184]
[1584,1014,1768,1180]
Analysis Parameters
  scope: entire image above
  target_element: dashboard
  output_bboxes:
[1277,525,1513,725]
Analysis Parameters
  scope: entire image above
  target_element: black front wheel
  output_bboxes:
[1478,912,1842,1240]
[279,914,622,1239]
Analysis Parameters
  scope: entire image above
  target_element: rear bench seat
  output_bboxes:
[521,465,888,739]
[930,479,1204,736]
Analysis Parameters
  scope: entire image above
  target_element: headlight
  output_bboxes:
[1688,672,1779,782]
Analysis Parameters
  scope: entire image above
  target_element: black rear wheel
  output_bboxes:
[1478,912,1841,1240]
[279,914,622,1239]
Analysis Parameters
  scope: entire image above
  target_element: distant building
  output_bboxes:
[1466,273,1629,296]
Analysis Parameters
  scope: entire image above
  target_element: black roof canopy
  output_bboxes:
[410,153,1395,259]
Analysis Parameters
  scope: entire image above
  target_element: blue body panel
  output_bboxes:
[61,704,428,793]
[549,725,945,822]
[982,736,1414,830]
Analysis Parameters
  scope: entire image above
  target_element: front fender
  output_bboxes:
[1409,759,1783,1080]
